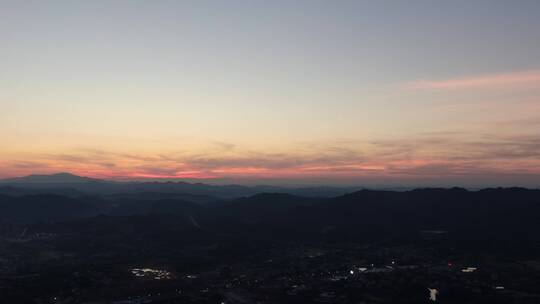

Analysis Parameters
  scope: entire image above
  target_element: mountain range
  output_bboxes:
[1,173,539,245]
[0,172,361,198]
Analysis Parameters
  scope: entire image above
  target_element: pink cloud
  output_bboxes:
[409,70,540,90]
[2,134,540,182]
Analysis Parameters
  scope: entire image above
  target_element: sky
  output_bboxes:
[1,0,540,186]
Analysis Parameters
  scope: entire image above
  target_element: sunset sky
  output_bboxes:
[1,1,540,186]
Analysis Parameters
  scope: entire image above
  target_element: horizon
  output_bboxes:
[2,1,540,186]
[1,171,539,189]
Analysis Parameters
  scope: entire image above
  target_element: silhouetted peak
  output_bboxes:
[1,172,101,184]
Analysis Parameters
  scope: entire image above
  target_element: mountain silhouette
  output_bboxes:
[0,173,358,198]
[1,172,101,184]
[2,183,540,244]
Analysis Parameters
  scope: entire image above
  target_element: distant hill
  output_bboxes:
[1,172,102,184]
[202,188,540,243]
[0,185,86,197]
[0,173,359,198]
[1,187,540,243]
